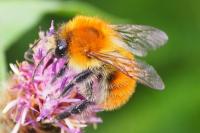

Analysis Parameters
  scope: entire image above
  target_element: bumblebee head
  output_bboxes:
[55,39,68,58]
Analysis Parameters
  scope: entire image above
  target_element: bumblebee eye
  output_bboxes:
[55,39,67,57]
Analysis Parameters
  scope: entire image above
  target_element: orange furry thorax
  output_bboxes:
[59,16,120,70]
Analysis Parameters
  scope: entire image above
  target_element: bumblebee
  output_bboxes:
[26,16,168,120]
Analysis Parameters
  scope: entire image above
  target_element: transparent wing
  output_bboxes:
[112,24,168,56]
[134,59,165,90]
[89,52,165,90]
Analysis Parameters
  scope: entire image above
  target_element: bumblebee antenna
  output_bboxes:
[32,48,54,81]
[24,39,41,64]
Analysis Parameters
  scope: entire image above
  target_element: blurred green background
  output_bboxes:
[0,0,200,133]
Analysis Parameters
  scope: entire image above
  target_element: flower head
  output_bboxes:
[3,21,102,133]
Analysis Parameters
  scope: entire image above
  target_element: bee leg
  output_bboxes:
[56,81,94,120]
[51,63,68,84]
[59,69,93,97]
[56,100,91,120]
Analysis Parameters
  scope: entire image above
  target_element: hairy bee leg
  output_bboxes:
[59,69,93,97]
[56,81,94,120]
[56,100,91,120]
[51,63,68,84]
